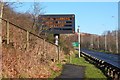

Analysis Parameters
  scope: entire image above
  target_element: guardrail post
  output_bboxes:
[107,67,110,76]
[7,20,9,44]
[113,69,116,79]
[109,67,112,77]
[115,72,118,79]
[118,72,120,79]
[111,69,113,78]
[26,31,29,51]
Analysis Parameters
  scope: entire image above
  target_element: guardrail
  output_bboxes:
[81,51,120,79]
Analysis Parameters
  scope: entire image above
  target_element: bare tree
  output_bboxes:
[27,2,46,35]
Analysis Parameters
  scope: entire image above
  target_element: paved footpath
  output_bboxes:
[55,64,85,80]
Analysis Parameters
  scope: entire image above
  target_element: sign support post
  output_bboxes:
[38,14,75,61]
[54,34,60,61]
[78,26,81,58]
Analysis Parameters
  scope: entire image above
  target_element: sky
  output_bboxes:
[12,2,118,35]
[4,0,120,2]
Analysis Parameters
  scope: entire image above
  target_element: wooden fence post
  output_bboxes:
[43,39,46,58]
[58,46,60,62]
[7,20,9,44]
[27,31,29,51]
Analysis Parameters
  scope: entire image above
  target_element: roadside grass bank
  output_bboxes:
[69,51,107,79]
[50,51,107,79]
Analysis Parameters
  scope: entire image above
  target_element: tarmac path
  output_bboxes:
[55,64,85,80]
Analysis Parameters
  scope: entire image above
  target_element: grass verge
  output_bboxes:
[70,51,107,79]
[49,51,107,79]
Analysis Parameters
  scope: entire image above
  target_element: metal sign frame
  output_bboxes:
[38,14,75,34]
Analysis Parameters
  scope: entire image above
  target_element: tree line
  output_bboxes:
[65,30,119,54]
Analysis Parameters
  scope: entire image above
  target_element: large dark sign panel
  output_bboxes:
[38,14,75,34]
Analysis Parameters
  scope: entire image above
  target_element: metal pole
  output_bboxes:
[98,36,100,49]
[116,30,118,53]
[91,34,93,49]
[112,16,118,53]
[78,26,80,58]
[54,34,59,61]
[105,32,107,51]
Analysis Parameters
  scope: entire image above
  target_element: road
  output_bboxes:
[81,49,120,69]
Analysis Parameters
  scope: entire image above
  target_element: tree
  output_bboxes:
[27,2,46,35]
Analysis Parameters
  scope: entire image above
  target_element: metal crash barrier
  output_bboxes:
[81,51,120,79]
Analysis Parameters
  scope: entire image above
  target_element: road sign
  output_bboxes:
[38,14,75,34]
[72,42,79,47]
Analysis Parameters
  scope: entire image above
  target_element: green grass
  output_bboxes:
[49,51,107,79]
[70,51,107,79]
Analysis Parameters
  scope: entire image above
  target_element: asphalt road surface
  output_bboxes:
[81,49,120,69]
